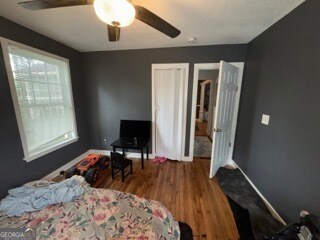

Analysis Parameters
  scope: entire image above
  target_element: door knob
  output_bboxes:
[212,128,222,132]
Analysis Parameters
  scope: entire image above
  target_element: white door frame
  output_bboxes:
[189,62,245,163]
[151,63,189,161]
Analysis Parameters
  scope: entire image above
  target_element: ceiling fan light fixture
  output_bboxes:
[93,0,135,27]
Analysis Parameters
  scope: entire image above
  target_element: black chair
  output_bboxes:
[110,152,133,182]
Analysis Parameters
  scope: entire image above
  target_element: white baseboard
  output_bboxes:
[42,149,153,180]
[42,149,192,181]
[90,149,193,162]
[229,160,286,225]
[42,150,91,180]
[182,156,193,162]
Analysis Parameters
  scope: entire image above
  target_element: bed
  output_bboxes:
[0,179,192,239]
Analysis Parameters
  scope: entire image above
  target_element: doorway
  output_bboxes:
[190,62,244,178]
[151,64,189,161]
[193,70,219,158]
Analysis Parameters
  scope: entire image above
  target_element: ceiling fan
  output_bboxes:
[18,0,181,42]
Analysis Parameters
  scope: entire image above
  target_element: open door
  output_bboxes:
[210,61,239,178]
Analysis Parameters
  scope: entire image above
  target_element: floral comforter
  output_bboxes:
[0,184,180,239]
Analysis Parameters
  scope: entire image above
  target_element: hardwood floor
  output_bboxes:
[92,157,239,240]
[195,121,209,136]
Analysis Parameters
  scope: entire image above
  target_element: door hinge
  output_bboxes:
[236,86,239,92]
[229,142,232,147]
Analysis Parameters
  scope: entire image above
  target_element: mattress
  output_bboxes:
[0,181,180,239]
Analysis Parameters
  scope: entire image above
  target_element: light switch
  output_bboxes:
[261,114,270,125]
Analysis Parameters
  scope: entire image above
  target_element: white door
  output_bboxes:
[210,61,239,178]
[152,64,189,160]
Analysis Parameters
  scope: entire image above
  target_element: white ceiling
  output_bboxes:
[0,0,304,52]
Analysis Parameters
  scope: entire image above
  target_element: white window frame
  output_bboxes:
[0,37,79,162]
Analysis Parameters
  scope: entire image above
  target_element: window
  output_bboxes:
[1,38,78,162]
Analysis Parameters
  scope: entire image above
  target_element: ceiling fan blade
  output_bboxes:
[134,5,180,38]
[18,0,94,10]
[108,25,121,42]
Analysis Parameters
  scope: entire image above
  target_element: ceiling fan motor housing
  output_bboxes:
[18,0,181,42]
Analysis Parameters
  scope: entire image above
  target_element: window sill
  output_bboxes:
[24,137,79,162]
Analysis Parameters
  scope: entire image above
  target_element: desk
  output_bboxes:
[110,138,150,169]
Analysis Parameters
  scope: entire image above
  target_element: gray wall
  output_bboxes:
[81,45,247,154]
[1,0,318,223]
[234,0,320,221]
[0,17,89,198]
[199,70,217,80]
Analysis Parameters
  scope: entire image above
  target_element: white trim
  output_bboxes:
[189,62,244,161]
[0,37,79,162]
[42,149,156,180]
[0,37,70,62]
[182,156,193,162]
[151,63,190,161]
[27,138,79,162]
[1,38,29,160]
[230,160,287,225]
[42,150,91,180]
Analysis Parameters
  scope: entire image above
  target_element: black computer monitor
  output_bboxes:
[120,120,151,140]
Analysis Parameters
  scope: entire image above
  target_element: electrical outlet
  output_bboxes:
[261,114,270,125]
[103,138,111,150]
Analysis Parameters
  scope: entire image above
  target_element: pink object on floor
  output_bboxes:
[152,156,161,163]
[159,157,167,163]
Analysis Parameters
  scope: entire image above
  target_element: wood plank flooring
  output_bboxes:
[92,157,239,240]
[195,121,209,136]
